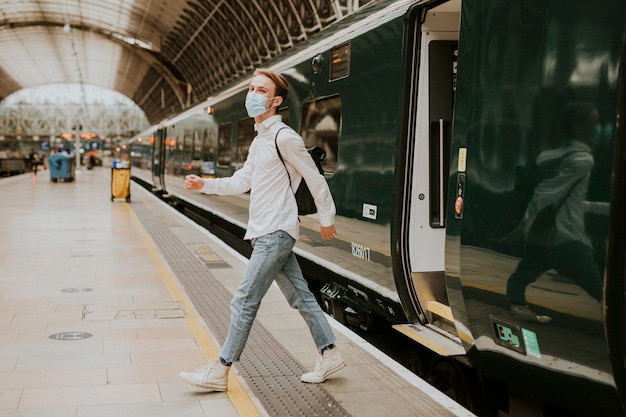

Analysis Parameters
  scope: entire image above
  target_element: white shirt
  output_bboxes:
[200,115,336,240]
[520,140,594,247]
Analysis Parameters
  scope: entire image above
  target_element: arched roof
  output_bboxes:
[0,0,375,124]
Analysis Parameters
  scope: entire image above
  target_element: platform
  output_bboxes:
[0,167,474,417]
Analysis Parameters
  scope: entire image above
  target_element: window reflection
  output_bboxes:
[504,102,603,323]
[300,95,340,174]
[217,123,232,167]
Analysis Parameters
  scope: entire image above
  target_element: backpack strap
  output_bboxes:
[274,127,294,193]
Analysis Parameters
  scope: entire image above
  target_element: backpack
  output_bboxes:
[274,127,326,215]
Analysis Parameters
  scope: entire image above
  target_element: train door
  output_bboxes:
[393,0,465,356]
[151,127,166,193]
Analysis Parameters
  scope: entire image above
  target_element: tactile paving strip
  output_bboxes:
[133,201,350,417]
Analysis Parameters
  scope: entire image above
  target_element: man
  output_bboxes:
[29,148,40,175]
[179,68,346,391]
[505,102,602,323]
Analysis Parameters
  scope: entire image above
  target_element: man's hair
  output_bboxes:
[253,68,288,102]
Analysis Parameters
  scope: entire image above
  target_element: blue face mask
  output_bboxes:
[245,92,273,117]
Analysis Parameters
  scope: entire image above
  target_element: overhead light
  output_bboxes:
[63,22,71,33]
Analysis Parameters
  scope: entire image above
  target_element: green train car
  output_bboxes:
[127,0,626,415]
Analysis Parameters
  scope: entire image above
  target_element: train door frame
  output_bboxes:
[606,39,626,406]
[151,127,166,194]
[392,0,466,357]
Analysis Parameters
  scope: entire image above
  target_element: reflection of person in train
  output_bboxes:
[506,102,603,323]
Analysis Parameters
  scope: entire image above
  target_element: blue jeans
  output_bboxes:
[220,230,336,363]
[506,241,602,304]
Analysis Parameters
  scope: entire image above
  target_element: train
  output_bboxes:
[124,0,626,416]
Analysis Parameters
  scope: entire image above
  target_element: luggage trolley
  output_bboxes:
[111,162,131,202]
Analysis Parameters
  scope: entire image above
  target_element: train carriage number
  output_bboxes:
[351,242,371,262]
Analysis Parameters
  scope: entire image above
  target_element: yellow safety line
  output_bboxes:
[128,207,261,417]
[393,325,456,357]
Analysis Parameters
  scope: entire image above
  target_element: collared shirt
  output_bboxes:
[200,115,336,240]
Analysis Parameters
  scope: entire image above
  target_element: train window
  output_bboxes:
[217,123,232,167]
[236,118,255,169]
[202,127,216,161]
[201,127,217,176]
[152,130,163,179]
[330,42,350,81]
[300,96,340,174]
[429,41,457,228]
[164,131,176,175]
[193,130,202,158]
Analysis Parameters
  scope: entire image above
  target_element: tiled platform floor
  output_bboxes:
[0,167,474,417]
[0,169,245,417]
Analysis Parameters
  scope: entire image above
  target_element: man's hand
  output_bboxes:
[321,225,337,241]
[185,174,205,191]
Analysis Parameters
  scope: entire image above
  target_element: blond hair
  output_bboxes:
[253,69,288,102]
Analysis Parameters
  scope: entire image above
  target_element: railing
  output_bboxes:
[0,158,27,177]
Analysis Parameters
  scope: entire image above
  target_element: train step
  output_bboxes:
[393,323,465,357]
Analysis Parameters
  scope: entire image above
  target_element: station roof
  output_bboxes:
[0,0,374,125]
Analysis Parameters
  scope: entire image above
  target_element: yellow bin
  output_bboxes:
[111,167,131,202]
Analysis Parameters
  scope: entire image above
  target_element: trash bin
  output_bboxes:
[49,154,75,182]
[111,166,131,202]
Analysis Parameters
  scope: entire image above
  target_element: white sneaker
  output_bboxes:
[301,347,346,383]
[179,359,229,391]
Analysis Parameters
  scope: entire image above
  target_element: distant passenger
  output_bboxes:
[28,148,40,175]
[180,68,345,391]
[505,102,603,323]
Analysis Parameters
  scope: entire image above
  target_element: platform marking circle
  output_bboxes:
[61,287,93,293]
[49,332,93,340]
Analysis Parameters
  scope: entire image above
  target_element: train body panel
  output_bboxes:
[447,0,626,415]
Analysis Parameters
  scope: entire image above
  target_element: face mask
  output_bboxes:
[245,92,274,117]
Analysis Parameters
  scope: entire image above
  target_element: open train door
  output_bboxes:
[445,0,626,416]
[392,0,467,357]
